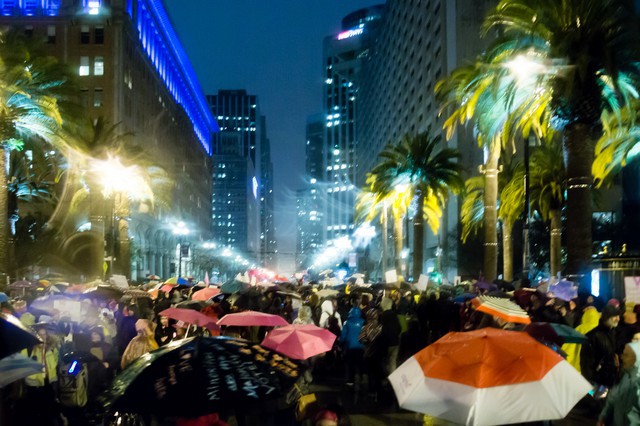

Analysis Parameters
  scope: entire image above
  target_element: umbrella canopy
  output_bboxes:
[261,324,336,360]
[159,308,219,331]
[8,280,35,289]
[175,300,208,311]
[100,336,301,417]
[472,295,531,324]
[218,311,288,327]
[123,288,152,299]
[0,353,43,387]
[473,281,497,291]
[83,285,124,300]
[0,292,8,303]
[389,328,591,426]
[525,322,587,345]
[164,276,188,286]
[146,274,161,280]
[316,289,339,298]
[453,293,477,304]
[220,279,250,294]
[192,287,221,301]
[0,313,42,358]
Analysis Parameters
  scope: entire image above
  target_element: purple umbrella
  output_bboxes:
[474,281,497,291]
[548,280,578,302]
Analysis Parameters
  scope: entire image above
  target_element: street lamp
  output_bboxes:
[91,156,150,278]
[172,221,190,277]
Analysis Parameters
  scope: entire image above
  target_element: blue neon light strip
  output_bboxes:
[137,0,218,155]
[1,0,60,16]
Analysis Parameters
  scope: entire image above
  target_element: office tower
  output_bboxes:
[259,116,277,268]
[207,90,268,261]
[357,0,495,280]
[296,114,325,269]
[322,6,384,245]
[0,0,218,280]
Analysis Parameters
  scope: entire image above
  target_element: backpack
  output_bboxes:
[327,312,341,337]
[58,355,89,407]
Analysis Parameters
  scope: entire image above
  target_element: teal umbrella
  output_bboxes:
[549,322,587,344]
[220,279,250,294]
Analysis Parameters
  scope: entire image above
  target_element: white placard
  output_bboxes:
[454,276,461,286]
[110,274,129,289]
[625,277,640,304]
[385,269,398,284]
[415,274,429,292]
[53,300,83,322]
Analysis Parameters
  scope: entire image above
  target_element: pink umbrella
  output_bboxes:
[160,284,174,293]
[192,287,220,301]
[217,310,288,327]
[159,308,220,331]
[261,324,336,360]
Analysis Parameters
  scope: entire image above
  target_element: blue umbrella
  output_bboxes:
[453,293,476,304]
[0,292,8,303]
[0,353,42,387]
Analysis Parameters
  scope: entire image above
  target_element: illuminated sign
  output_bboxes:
[338,27,363,40]
[252,176,258,200]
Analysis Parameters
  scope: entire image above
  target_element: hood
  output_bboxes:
[347,307,362,320]
[321,299,334,315]
[629,341,640,371]
[576,306,600,334]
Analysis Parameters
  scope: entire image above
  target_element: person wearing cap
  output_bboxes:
[581,304,621,388]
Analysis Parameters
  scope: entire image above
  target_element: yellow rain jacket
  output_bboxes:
[562,306,601,372]
[22,344,59,387]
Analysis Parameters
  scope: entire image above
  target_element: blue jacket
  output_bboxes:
[340,307,365,350]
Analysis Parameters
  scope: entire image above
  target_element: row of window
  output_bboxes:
[79,56,104,76]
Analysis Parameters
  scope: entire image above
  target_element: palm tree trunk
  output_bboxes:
[393,215,404,278]
[381,202,388,273]
[502,219,513,281]
[0,145,8,277]
[413,193,425,280]
[483,143,500,281]
[550,209,562,277]
[563,123,596,279]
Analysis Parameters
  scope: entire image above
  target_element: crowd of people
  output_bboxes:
[1,276,640,425]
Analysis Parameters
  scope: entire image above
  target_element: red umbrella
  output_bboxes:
[261,324,336,359]
[159,308,220,331]
[217,310,288,327]
[192,287,220,301]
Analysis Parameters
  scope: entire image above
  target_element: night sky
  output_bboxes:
[164,0,381,265]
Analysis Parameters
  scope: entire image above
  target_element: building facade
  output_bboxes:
[357,0,495,280]
[0,0,218,280]
[322,6,384,246]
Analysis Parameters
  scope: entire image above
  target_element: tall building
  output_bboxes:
[207,90,274,263]
[0,0,218,280]
[296,115,325,269]
[322,6,384,244]
[259,116,277,268]
[357,0,496,280]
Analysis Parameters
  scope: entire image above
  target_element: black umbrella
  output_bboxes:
[0,313,42,358]
[100,336,302,417]
[83,285,124,300]
[175,300,207,310]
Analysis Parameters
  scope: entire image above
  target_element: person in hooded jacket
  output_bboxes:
[563,305,601,372]
[581,305,621,388]
[340,306,365,387]
[597,342,640,426]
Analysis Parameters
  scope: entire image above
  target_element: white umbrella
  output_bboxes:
[0,353,42,388]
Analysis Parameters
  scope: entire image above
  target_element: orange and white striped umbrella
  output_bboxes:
[389,328,591,426]
[472,295,531,324]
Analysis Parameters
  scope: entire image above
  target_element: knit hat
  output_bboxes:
[601,304,621,323]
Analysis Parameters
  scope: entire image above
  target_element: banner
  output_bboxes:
[624,277,640,304]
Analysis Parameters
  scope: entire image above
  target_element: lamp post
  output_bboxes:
[92,156,149,279]
[172,221,190,277]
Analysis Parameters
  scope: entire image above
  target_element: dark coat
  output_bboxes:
[581,323,618,387]
[380,309,401,348]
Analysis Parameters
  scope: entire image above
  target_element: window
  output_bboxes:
[79,88,89,107]
[94,25,104,44]
[80,25,90,44]
[93,88,103,107]
[47,25,56,44]
[24,25,33,38]
[94,56,104,76]
[79,56,89,76]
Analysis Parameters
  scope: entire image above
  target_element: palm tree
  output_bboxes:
[439,0,640,281]
[368,131,463,280]
[0,31,75,275]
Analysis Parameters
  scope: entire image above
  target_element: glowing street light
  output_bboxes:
[172,221,190,277]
